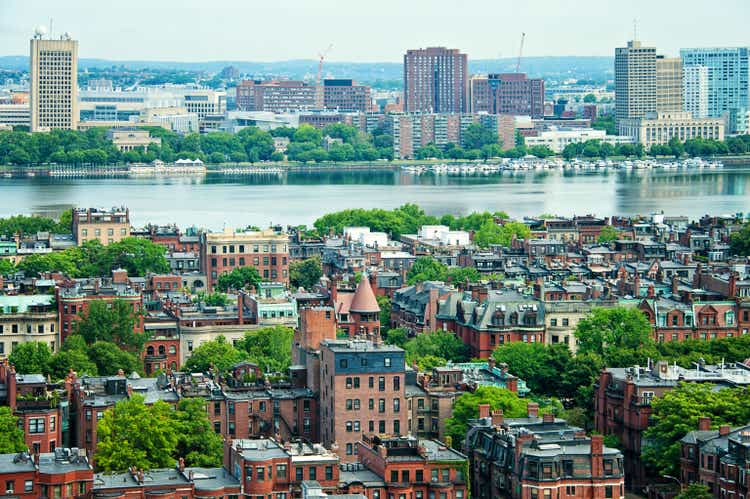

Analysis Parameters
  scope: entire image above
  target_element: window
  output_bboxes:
[353,399,360,410]
[5,481,14,494]
[276,463,287,479]
[566,486,576,495]
[296,467,303,481]
[394,419,400,434]
[379,420,386,433]
[605,486,613,499]
[379,376,385,391]
[393,376,400,391]
[346,443,353,455]
[346,377,352,389]
[29,417,45,434]
[309,467,316,481]
[431,469,439,482]
[256,466,265,481]
[416,470,423,482]
[353,421,360,432]
[384,357,391,367]
[353,377,360,388]
[24,480,33,493]
[340,359,348,369]
[379,399,386,412]
[393,398,400,412]
[50,416,55,431]
[369,399,374,410]
[441,468,449,482]
[369,376,374,388]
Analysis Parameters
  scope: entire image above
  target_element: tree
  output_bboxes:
[238,326,294,373]
[583,93,597,103]
[407,256,448,285]
[75,300,146,352]
[462,123,496,150]
[216,266,262,292]
[730,223,750,256]
[0,258,14,275]
[8,341,52,374]
[643,383,750,476]
[196,291,228,307]
[48,348,98,380]
[0,407,26,454]
[173,398,224,467]
[104,238,170,276]
[289,257,323,290]
[492,342,565,395]
[184,335,247,374]
[403,331,469,366]
[95,395,178,472]
[377,295,391,331]
[87,342,142,376]
[575,307,654,361]
[598,225,620,243]
[474,220,530,248]
[676,484,712,499]
[383,327,408,348]
[445,387,530,448]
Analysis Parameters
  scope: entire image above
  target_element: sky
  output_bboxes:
[1,0,748,62]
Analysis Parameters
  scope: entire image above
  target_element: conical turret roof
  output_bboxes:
[350,273,380,313]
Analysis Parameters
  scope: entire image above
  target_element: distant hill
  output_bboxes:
[0,55,613,84]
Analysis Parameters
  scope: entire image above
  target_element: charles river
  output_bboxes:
[1,165,749,229]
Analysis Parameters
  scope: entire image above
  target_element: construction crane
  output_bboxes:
[515,33,526,73]
[315,44,333,109]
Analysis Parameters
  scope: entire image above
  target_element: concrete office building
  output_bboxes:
[618,111,724,147]
[681,47,750,132]
[404,47,468,113]
[29,32,78,132]
[0,104,30,128]
[656,56,683,113]
[615,40,657,128]
[683,65,710,119]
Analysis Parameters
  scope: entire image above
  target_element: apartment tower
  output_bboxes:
[683,65,710,119]
[30,31,78,132]
[656,56,683,113]
[615,40,657,127]
[403,47,468,113]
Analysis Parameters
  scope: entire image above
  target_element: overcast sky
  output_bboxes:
[1,0,748,62]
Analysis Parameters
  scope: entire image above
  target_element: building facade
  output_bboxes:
[683,65,710,119]
[681,47,750,132]
[30,34,78,132]
[71,207,131,246]
[656,56,683,113]
[404,47,468,113]
[201,228,290,290]
[618,111,724,147]
[615,40,657,128]
[470,73,545,118]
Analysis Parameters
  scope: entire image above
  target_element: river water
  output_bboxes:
[1,166,749,229]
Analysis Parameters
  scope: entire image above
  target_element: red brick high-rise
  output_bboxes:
[470,73,545,118]
[404,47,468,113]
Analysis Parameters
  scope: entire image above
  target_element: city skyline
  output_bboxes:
[1,0,749,63]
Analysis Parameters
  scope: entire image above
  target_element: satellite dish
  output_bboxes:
[34,25,47,37]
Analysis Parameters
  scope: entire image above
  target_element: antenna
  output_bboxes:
[633,18,637,41]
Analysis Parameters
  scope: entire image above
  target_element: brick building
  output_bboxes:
[594,361,750,489]
[404,47,468,113]
[56,275,144,344]
[201,228,290,290]
[235,79,372,113]
[357,434,468,499]
[319,338,406,462]
[71,207,130,246]
[0,448,92,499]
[466,404,625,499]
[470,73,545,118]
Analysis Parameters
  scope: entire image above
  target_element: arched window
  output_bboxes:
[158,345,166,355]
[146,346,154,355]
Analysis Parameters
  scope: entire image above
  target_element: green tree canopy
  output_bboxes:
[216,266,262,292]
[173,398,224,467]
[575,307,654,361]
[238,326,294,374]
[8,341,52,374]
[87,341,142,376]
[474,220,531,248]
[75,299,146,352]
[730,223,750,256]
[675,484,712,499]
[445,387,531,448]
[0,407,27,454]
[643,383,750,476]
[289,257,323,290]
[403,331,469,367]
[598,225,620,243]
[183,335,247,374]
[94,395,179,472]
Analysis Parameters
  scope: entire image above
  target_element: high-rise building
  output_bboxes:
[29,31,78,132]
[615,40,657,126]
[656,56,683,113]
[236,79,372,113]
[683,65,710,119]
[469,73,545,118]
[403,47,468,113]
[680,47,750,132]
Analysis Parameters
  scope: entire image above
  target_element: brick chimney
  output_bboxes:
[591,434,604,477]
[478,403,491,419]
[671,276,679,296]
[542,413,555,423]
[720,425,731,436]
[237,291,244,325]
[491,409,504,426]
[526,402,539,418]
[178,457,185,472]
[698,417,711,431]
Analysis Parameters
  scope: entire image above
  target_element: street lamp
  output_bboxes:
[663,475,683,492]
